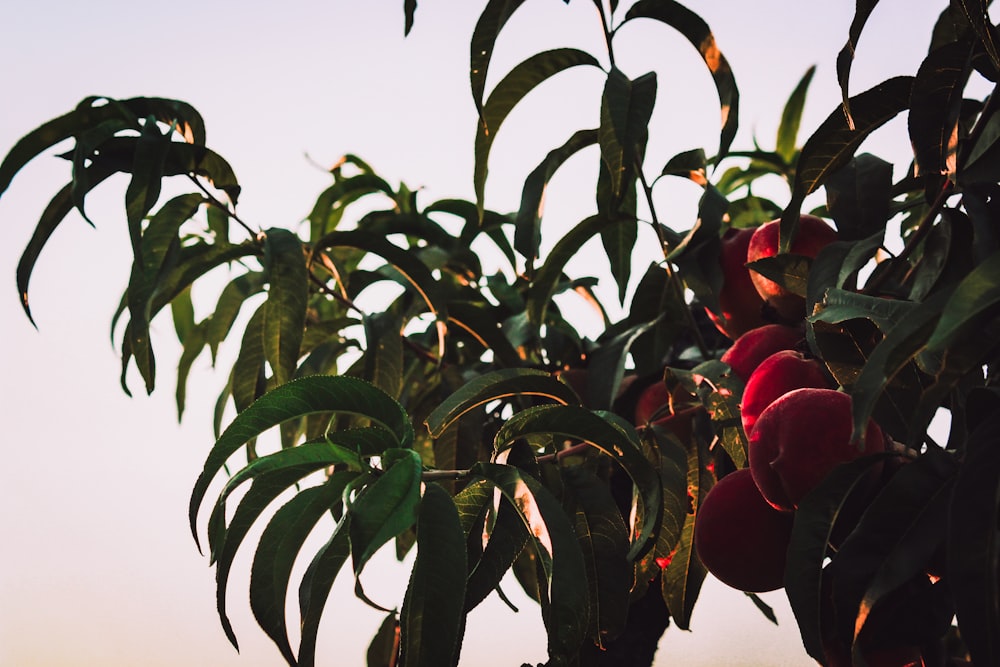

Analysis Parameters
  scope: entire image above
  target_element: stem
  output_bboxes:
[187,174,258,238]
[421,469,471,482]
[594,1,615,69]
[635,163,712,360]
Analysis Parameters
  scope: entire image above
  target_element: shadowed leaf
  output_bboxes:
[835,0,880,128]
[262,229,309,387]
[910,37,973,179]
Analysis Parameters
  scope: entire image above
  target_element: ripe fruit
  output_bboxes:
[694,468,794,592]
[747,214,838,319]
[720,323,804,383]
[706,227,768,339]
[748,388,886,511]
[740,350,830,436]
[634,381,697,444]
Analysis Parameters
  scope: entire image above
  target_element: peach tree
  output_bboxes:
[2,1,999,666]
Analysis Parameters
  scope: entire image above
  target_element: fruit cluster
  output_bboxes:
[636,216,890,593]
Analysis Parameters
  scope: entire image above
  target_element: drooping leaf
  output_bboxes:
[925,248,1000,353]
[784,454,893,663]
[0,97,136,199]
[660,428,711,630]
[474,48,601,215]
[909,37,973,179]
[493,404,661,560]
[425,368,579,437]
[363,311,405,400]
[780,76,913,253]
[829,449,957,648]
[776,65,816,162]
[348,449,423,607]
[835,0,881,129]
[190,376,413,550]
[955,0,1000,72]
[399,483,468,667]
[445,302,522,368]
[125,119,172,252]
[403,0,417,35]
[469,0,528,116]
[298,517,354,667]
[205,271,267,360]
[598,68,656,204]
[307,174,395,241]
[623,0,740,161]
[262,228,309,387]
[470,462,590,663]
[176,320,208,420]
[949,407,1000,667]
[463,480,530,612]
[562,464,630,645]
[515,129,598,269]
[231,303,267,414]
[16,162,119,324]
[365,612,399,667]
[249,475,353,665]
[823,154,893,242]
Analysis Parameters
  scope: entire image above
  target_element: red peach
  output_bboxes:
[720,323,804,383]
[747,214,838,320]
[705,227,768,339]
[740,350,830,436]
[748,388,886,511]
[694,468,794,592]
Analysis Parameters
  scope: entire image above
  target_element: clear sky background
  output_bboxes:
[0,2,951,666]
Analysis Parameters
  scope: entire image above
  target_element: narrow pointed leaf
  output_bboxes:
[925,248,1000,352]
[780,76,912,253]
[493,404,661,560]
[474,48,600,215]
[205,271,267,359]
[949,409,1000,667]
[249,475,352,665]
[464,485,529,611]
[425,368,579,437]
[660,435,710,630]
[910,38,973,178]
[776,65,816,162]
[469,0,528,116]
[515,129,598,268]
[125,119,171,250]
[262,228,309,387]
[366,612,400,667]
[399,484,468,667]
[298,518,354,667]
[470,462,590,663]
[190,376,412,550]
[349,449,423,598]
[835,0,880,128]
[624,0,740,160]
[956,0,1000,72]
[231,303,267,414]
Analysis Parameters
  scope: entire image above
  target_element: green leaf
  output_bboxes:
[515,129,598,269]
[598,68,656,203]
[470,462,590,663]
[403,0,417,35]
[463,488,529,612]
[925,248,1000,352]
[122,96,207,145]
[660,430,711,630]
[363,312,404,400]
[249,475,353,665]
[298,517,354,667]
[262,228,309,387]
[810,286,916,334]
[955,0,1000,73]
[780,76,912,253]
[949,408,1000,667]
[847,289,950,445]
[469,0,528,117]
[190,376,412,550]
[623,0,739,161]
[601,216,638,304]
[823,154,893,242]
[0,97,136,199]
[205,271,267,360]
[494,405,660,560]
[562,464,630,645]
[829,449,957,648]
[660,147,707,182]
[399,484,468,667]
[314,229,448,356]
[231,303,267,414]
[125,193,205,394]
[366,612,399,667]
[474,48,601,216]
[784,454,892,663]
[425,368,579,437]
[834,0,880,129]
[444,302,521,368]
[16,162,120,325]
[776,65,816,162]
[527,214,623,326]
[909,37,973,179]
[348,449,422,604]
[176,320,208,420]
[307,173,394,241]
[666,184,728,313]
[125,119,171,250]
[745,254,812,299]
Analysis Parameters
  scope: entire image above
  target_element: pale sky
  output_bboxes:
[1,2,949,666]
